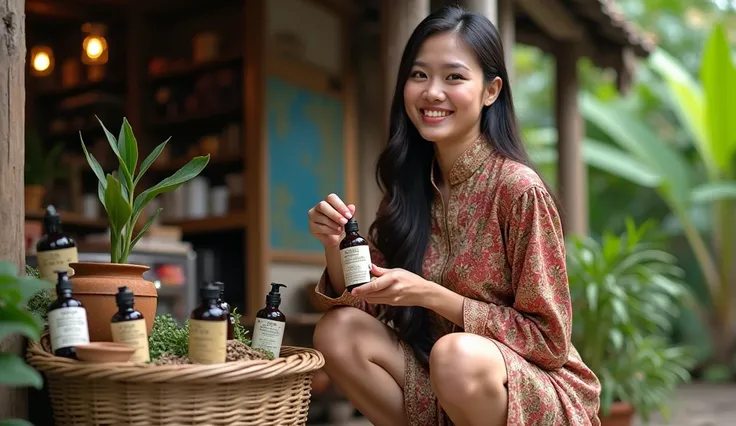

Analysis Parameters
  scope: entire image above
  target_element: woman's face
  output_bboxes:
[403,32,500,146]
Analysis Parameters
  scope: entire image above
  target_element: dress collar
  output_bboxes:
[431,137,493,187]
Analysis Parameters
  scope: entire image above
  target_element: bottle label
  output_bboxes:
[188,319,227,364]
[251,318,285,358]
[340,245,372,287]
[111,319,151,363]
[37,246,79,283]
[48,307,90,352]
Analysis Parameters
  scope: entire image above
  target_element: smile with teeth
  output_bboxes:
[422,109,453,118]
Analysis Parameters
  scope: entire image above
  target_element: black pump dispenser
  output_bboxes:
[55,270,72,294]
[44,205,62,233]
[265,283,287,307]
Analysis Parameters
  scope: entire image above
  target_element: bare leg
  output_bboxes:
[430,333,508,426]
[313,307,408,426]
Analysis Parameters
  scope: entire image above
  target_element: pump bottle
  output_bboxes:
[251,283,287,358]
[36,205,79,285]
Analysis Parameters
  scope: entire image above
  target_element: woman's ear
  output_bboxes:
[483,76,503,107]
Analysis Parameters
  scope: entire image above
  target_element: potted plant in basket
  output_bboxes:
[567,219,696,425]
[73,117,209,341]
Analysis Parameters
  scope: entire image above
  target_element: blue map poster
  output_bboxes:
[267,76,345,255]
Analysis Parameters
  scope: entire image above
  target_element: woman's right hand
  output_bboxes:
[308,193,356,248]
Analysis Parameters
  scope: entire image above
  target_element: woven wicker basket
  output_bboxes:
[26,337,325,426]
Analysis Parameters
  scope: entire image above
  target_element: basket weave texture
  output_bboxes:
[27,337,325,426]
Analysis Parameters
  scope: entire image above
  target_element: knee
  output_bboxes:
[313,307,367,361]
[429,333,507,403]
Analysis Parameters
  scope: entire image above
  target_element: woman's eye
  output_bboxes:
[410,71,426,78]
[447,74,464,80]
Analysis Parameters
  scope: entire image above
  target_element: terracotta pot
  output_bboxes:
[599,401,635,426]
[69,262,158,342]
[24,185,46,211]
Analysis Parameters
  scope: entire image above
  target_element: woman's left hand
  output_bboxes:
[351,264,436,307]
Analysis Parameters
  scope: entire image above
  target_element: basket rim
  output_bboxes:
[27,339,325,384]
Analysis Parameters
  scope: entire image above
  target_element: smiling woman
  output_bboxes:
[307,5,601,426]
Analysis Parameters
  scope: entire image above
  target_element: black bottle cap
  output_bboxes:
[44,205,61,228]
[115,286,135,307]
[344,217,359,233]
[266,283,287,307]
[55,270,72,291]
[200,284,221,302]
[213,281,225,297]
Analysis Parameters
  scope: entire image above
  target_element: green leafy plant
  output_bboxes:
[80,117,210,264]
[24,125,64,187]
[580,23,736,372]
[147,310,267,362]
[0,261,53,426]
[567,219,695,422]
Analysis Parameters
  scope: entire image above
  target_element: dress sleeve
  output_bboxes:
[462,186,572,370]
[312,243,386,315]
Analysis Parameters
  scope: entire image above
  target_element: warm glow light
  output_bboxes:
[32,52,51,72]
[85,37,103,59]
[30,46,54,77]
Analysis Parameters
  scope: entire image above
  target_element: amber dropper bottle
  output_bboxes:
[339,217,372,292]
[111,286,151,363]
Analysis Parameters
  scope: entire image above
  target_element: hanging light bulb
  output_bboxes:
[30,45,54,76]
[81,23,108,65]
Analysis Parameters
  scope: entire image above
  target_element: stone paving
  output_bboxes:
[634,383,736,426]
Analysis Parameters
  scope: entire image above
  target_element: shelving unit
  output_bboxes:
[24,0,267,322]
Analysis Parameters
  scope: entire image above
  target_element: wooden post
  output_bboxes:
[498,0,514,82]
[457,0,497,25]
[0,0,27,420]
[555,42,587,236]
[381,0,430,114]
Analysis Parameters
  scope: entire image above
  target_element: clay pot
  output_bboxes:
[69,262,158,342]
[24,185,46,211]
[599,402,635,426]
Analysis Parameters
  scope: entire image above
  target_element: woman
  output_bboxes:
[307,5,600,426]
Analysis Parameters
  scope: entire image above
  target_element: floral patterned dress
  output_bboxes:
[314,138,601,425]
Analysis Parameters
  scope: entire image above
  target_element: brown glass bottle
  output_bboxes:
[46,270,89,359]
[111,286,150,363]
[36,205,79,284]
[339,218,372,292]
[213,281,234,339]
[251,283,287,358]
[188,284,228,364]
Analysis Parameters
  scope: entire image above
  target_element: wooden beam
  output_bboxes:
[555,42,587,236]
[0,0,28,420]
[244,0,267,322]
[515,0,584,41]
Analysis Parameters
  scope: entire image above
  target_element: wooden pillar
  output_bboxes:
[498,0,514,82]
[555,43,587,236]
[0,0,27,420]
[381,0,430,113]
[457,0,497,25]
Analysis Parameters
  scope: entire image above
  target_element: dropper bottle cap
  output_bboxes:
[344,217,359,233]
[200,284,221,302]
[115,286,135,308]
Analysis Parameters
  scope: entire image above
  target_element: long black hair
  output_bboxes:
[369,5,562,367]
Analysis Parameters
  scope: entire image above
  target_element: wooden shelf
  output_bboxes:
[147,105,241,128]
[163,211,247,234]
[25,209,108,229]
[148,55,243,81]
[150,155,243,174]
[36,79,125,99]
